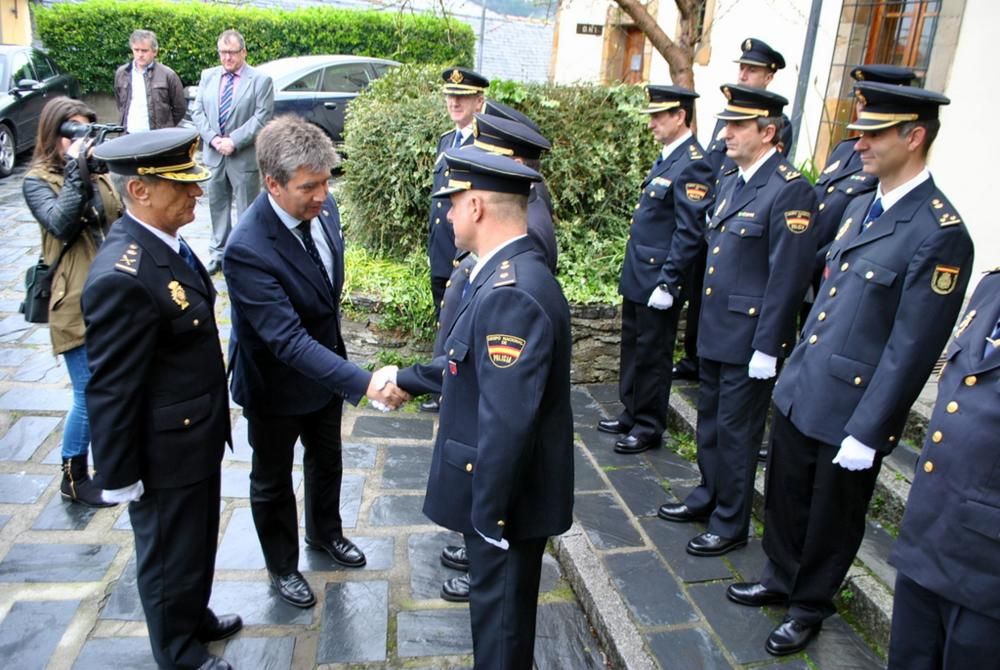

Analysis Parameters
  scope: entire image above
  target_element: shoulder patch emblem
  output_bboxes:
[685,183,709,201]
[493,261,517,287]
[784,210,811,234]
[487,334,525,368]
[822,159,841,175]
[168,280,189,309]
[931,265,960,295]
[954,309,976,338]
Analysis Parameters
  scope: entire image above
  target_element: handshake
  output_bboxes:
[366,366,410,412]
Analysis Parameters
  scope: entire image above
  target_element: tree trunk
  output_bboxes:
[609,0,705,90]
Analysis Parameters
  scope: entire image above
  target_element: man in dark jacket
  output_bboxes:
[113,30,186,133]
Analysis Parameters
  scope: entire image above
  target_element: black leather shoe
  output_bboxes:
[657,503,708,523]
[672,358,699,381]
[614,434,661,454]
[197,611,243,642]
[441,573,470,602]
[766,617,821,656]
[726,581,787,607]
[758,446,769,462]
[686,532,747,556]
[419,398,440,413]
[268,570,316,608]
[206,259,222,275]
[197,656,233,670]
[305,535,366,568]
[441,544,469,571]
[597,419,629,434]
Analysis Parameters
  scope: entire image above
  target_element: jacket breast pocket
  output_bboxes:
[444,335,470,363]
[152,83,170,101]
[959,499,1000,543]
[169,300,211,336]
[152,393,211,432]
[852,258,898,287]
[442,438,477,475]
[828,353,877,388]
[634,243,670,266]
[728,294,762,318]
[727,221,764,239]
[644,185,669,201]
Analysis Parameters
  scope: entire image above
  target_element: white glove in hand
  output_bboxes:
[102,480,145,504]
[369,365,399,413]
[832,435,876,471]
[475,527,510,551]
[647,286,674,310]
[748,350,777,379]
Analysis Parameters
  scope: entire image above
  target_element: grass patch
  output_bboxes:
[668,428,698,462]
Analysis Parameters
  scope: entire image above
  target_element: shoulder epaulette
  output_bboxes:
[930,197,962,226]
[783,169,801,181]
[688,144,704,160]
[439,129,455,138]
[113,243,141,275]
[493,259,517,287]
[723,166,738,176]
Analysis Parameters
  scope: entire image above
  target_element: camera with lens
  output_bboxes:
[58,121,125,174]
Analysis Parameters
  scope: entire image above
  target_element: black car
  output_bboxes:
[0,44,81,177]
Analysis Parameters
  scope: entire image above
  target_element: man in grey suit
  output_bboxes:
[192,29,274,274]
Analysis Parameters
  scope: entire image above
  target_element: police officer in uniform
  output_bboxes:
[394,149,574,670]
[83,129,240,670]
[658,86,816,557]
[674,38,791,382]
[597,85,714,454]
[483,100,554,216]
[727,83,974,657]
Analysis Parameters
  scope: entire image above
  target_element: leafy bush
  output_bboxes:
[35,0,475,93]
[341,64,658,304]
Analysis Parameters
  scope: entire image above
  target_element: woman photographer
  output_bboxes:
[23,96,122,507]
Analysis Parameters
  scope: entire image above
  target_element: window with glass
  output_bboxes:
[320,65,370,94]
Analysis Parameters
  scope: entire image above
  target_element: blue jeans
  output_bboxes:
[61,345,91,459]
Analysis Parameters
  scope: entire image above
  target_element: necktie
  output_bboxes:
[178,239,200,274]
[218,72,235,135]
[863,197,884,229]
[985,317,1000,359]
[452,130,463,148]
[732,175,746,199]
[297,221,334,295]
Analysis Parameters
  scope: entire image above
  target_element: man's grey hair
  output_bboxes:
[110,173,159,205]
[756,115,784,145]
[129,29,159,51]
[256,115,339,185]
[217,29,245,51]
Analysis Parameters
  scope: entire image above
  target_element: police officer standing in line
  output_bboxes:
[727,83,974,657]
[658,86,817,557]
[887,267,1000,669]
[483,100,555,216]
[83,129,240,670]
[597,86,714,455]
[673,38,791,383]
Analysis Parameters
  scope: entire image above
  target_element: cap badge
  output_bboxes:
[449,69,464,84]
[744,38,752,51]
[856,92,867,107]
[723,86,732,101]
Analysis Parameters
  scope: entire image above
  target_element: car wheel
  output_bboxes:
[0,124,15,178]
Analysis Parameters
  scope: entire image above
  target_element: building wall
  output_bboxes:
[551,0,611,83]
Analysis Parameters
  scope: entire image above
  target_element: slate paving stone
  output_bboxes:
[381,444,433,489]
[0,599,81,670]
[578,426,640,468]
[224,636,295,670]
[573,492,643,549]
[539,552,561,594]
[678,384,699,406]
[0,387,72,411]
[585,383,619,404]
[13,351,66,383]
[352,415,434,440]
[42,443,62,464]
[0,415,61,460]
[857,520,897,588]
[570,387,605,424]
[408,530,467,600]
[807,615,884,670]
[337,473,364,529]
[300,535,394,573]
[72,637,155,669]
[23,329,53,346]
[640,517,733,583]
[647,627,733,670]
[687,581,780,665]
[220,467,302,499]
[368,494,429,527]
[644,444,701,481]
[31,494,100,530]
[215,507,268,570]
[396,608,473,658]
[756,661,811,670]
[0,472,53,503]
[0,346,33,367]
[533,602,605,670]
[317,580,388,663]
[606,465,668,517]
[573,446,606,492]
[604,550,697,626]
[0,543,118,582]
[0,514,10,531]
[725,539,769,582]
[209,581,313,626]
[0,314,31,340]
[343,441,377,469]
[101,557,142,621]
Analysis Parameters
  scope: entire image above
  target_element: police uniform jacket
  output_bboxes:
[428,130,473,279]
[705,117,793,178]
[773,177,974,450]
[432,251,476,358]
[527,182,558,273]
[697,153,817,364]
[813,138,877,264]
[618,136,714,304]
[83,215,230,490]
[890,269,1000,619]
[398,236,574,542]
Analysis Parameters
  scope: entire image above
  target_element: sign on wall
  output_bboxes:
[576,24,603,36]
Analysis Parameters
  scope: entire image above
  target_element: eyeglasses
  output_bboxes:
[217,49,244,56]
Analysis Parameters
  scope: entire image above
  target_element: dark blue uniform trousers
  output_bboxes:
[616,299,680,441]
[465,533,547,670]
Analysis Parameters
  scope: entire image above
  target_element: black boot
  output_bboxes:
[61,455,116,508]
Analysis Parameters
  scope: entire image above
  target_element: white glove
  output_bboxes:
[748,350,777,379]
[102,480,145,503]
[476,527,510,551]
[832,435,877,471]
[647,286,674,310]
[370,365,399,412]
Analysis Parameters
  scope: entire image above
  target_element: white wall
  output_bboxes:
[551,0,608,83]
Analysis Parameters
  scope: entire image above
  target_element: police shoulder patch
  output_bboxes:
[486,334,526,368]
[114,245,141,275]
[931,264,960,295]
[784,210,811,234]
[493,260,517,287]
[685,183,709,201]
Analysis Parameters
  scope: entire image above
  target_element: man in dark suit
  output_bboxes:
[597,85,714,455]
[727,83,973,657]
[888,268,1000,669]
[224,116,408,609]
[395,149,574,669]
[658,86,817,558]
[428,68,489,315]
[191,29,274,274]
[83,129,240,670]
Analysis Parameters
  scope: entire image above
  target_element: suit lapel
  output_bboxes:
[968,298,1000,373]
[229,67,254,116]
[843,178,935,253]
[715,153,778,223]
[205,69,222,130]
[264,199,336,307]
[316,198,344,298]
[641,144,683,188]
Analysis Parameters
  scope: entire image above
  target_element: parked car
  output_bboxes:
[0,44,81,178]
[185,55,398,147]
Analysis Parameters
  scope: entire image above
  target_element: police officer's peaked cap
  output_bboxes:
[735,38,785,71]
[640,85,699,115]
[441,67,489,96]
[850,64,918,85]
[93,128,210,182]
[483,100,542,134]
[847,81,950,131]
[472,114,550,160]
[716,84,788,120]
[433,148,541,198]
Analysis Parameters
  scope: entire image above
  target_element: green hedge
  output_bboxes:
[340,64,658,304]
[34,0,475,94]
